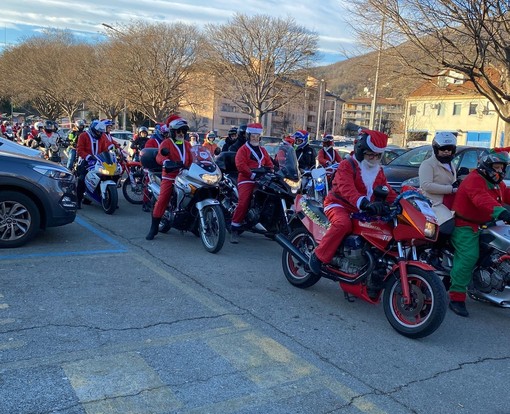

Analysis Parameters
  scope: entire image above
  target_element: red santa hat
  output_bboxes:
[363,129,388,153]
[246,123,263,135]
[165,114,181,127]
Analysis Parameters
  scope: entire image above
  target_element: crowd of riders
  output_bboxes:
[10,115,510,319]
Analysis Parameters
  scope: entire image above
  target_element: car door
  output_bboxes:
[383,146,432,191]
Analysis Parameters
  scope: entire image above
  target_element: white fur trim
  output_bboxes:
[366,135,384,153]
[247,127,263,134]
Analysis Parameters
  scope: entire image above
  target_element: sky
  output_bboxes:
[0,0,355,66]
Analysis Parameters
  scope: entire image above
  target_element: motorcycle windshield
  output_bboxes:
[191,145,218,173]
[274,144,300,180]
[96,151,115,165]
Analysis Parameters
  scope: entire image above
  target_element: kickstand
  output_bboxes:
[343,291,355,302]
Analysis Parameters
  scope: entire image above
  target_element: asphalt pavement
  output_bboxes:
[1,195,510,414]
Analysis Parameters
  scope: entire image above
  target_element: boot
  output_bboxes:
[230,228,239,244]
[146,217,161,240]
[449,300,469,317]
[308,252,323,275]
[77,194,83,210]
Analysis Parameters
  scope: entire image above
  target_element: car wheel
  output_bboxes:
[0,191,41,248]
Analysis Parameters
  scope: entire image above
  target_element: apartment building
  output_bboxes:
[405,70,503,148]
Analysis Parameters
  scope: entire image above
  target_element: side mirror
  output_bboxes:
[160,147,170,156]
[457,167,469,177]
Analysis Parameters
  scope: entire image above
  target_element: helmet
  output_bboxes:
[206,132,216,141]
[293,130,309,150]
[354,129,388,162]
[101,119,114,130]
[138,126,149,136]
[238,124,247,138]
[432,132,457,163]
[478,151,510,184]
[43,120,55,133]
[34,121,44,129]
[76,119,86,129]
[189,132,199,141]
[322,134,334,147]
[283,135,295,146]
[228,127,238,137]
[2,120,9,126]
[89,120,106,139]
[166,115,189,139]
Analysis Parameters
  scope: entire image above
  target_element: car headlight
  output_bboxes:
[424,221,437,239]
[33,166,74,181]
[201,173,220,185]
[401,176,420,188]
[284,178,301,194]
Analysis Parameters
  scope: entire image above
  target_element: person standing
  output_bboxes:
[66,120,86,170]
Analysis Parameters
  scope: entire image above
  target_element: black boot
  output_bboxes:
[230,227,239,244]
[146,217,161,240]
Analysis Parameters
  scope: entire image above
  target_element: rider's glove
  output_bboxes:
[451,180,460,189]
[498,209,510,224]
[362,200,390,216]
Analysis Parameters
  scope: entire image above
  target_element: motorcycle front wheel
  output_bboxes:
[282,228,321,288]
[199,204,226,254]
[383,266,447,339]
[122,173,144,205]
[102,185,118,215]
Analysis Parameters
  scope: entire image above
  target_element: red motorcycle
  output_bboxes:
[275,188,448,338]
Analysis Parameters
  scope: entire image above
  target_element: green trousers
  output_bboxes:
[449,226,479,297]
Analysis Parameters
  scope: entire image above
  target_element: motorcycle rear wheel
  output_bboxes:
[200,204,226,254]
[102,185,118,215]
[383,266,447,339]
[122,171,144,205]
[282,228,320,288]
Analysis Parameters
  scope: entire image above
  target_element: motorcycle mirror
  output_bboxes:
[160,147,170,156]
[374,185,389,201]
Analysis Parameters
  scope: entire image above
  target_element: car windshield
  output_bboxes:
[389,147,431,167]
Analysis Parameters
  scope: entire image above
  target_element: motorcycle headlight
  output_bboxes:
[201,173,220,185]
[284,178,301,194]
[424,221,437,239]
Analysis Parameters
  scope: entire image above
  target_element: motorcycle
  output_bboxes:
[216,143,301,237]
[141,146,226,254]
[83,150,122,214]
[117,147,144,204]
[419,222,510,308]
[275,188,448,339]
[301,163,338,203]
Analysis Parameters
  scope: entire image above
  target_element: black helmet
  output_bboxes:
[238,124,247,139]
[228,127,238,137]
[138,126,149,136]
[477,151,510,184]
[43,120,55,133]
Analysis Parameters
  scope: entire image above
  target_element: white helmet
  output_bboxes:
[34,121,44,129]
[433,131,457,148]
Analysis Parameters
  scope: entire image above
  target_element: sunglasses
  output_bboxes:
[175,128,188,134]
[438,145,456,152]
[364,152,382,159]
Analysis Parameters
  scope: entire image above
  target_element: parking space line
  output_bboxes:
[0,216,127,260]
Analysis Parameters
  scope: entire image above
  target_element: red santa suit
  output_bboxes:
[152,138,193,218]
[231,137,273,228]
[77,131,113,161]
[317,146,342,167]
[314,154,397,264]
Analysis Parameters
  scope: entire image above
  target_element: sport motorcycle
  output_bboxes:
[83,150,122,214]
[141,146,226,254]
[275,188,448,339]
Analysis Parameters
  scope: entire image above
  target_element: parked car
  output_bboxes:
[383,145,488,192]
[0,136,43,158]
[0,151,77,248]
[381,146,408,165]
[109,130,135,156]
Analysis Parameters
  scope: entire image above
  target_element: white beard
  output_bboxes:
[249,139,260,146]
[360,159,381,199]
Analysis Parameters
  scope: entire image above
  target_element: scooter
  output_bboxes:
[275,188,448,339]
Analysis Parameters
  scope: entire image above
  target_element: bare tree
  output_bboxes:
[203,13,319,122]
[0,29,88,121]
[102,20,203,123]
[349,0,510,144]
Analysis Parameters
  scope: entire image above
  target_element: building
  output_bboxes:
[405,70,503,148]
[340,97,404,139]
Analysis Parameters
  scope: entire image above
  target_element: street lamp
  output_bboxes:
[369,16,385,131]
[316,79,325,138]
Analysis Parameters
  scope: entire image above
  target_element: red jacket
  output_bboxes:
[234,143,273,183]
[145,137,162,149]
[452,170,510,231]
[77,131,113,161]
[317,147,342,167]
[156,139,193,179]
[324,157,397,212]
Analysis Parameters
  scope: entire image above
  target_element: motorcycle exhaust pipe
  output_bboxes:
[274,233,309,266]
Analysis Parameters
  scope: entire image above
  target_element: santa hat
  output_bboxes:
[246,123,263,134]
[363,129,388,153]
[165,114,181,127]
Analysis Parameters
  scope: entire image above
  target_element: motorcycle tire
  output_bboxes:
[383,266,448,339]
[199,204,226,254]
[282,228,321,288]
[102,185,118,215]
[122,176,144,205]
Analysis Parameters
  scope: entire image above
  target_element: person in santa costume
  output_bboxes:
[146,115,193,240]
[308,129,397,278]
[76,120,114,209]
[317,134,342,167]
[447,150,510,317]
[230,122,274,243]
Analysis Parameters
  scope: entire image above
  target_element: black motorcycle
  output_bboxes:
[216,144,301,237]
